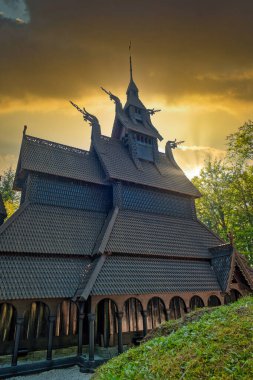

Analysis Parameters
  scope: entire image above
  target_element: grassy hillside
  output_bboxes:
[92,296,253,380]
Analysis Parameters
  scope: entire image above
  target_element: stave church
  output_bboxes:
[0,55,253,374]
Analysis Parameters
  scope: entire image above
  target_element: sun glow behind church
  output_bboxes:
[0,0,253,176]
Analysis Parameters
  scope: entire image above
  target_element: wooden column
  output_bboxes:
[11,317,24,366]
[142,310,148,336]
[77,303,85,357]
[116,312,123,354]
[88,312,96,362]
[46,316,56,361]
[166,309,171,321]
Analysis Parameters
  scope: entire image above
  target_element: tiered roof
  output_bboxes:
[1,57,252,303]
[14,135,107,190]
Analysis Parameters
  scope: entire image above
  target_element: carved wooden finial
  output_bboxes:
[167,139,185,150]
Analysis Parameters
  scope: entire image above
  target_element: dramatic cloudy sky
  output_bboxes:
[1,0,253,178]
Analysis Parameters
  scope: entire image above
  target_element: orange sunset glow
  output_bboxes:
[1,0,253,178]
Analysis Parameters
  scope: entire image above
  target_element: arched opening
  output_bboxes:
[190,296,204,311]
[224,289,242,305]
[208,295,221,307]
[123,298,143,333]
[96,299,118,347]
[22,302,49,351]
[169,297,187,320]
[55,300,78,337]
[0,303,16,355]
[147,297,166,329]
[54,300,83,349]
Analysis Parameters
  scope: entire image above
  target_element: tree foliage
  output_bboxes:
[0,167,20,219]
[192,121,253,264]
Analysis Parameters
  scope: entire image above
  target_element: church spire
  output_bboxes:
[125,42,145,109]
[129,41,133,81]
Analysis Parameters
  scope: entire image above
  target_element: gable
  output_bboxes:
[94,135,201,197]
[210,245,253,293]
[14,134,108,190]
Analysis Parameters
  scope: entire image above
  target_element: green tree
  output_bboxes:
[227,120,253,161]
[0,167,20,219]
[192,122,253,265]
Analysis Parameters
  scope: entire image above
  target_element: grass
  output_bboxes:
[92,296,253,380]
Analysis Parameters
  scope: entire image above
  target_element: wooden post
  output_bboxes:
[46,316,56,361]
[88,313,96,362]
[11,317,24,366]
[166,309,171,321]
[142,310,148,336]
[77,303,85,357]
[116,312,123,354]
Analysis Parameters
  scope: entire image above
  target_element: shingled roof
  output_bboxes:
[104,210,222,259]
[114,112,160,139]
[14,134,107,190]
[0,254,91,300]
[14,132,201,198]
[77,255,221,298]
[210,244,234,292]
[0,202,106,255]
[94,136,201,197]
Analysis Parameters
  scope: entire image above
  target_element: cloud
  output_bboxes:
[173,145,226,179]
[15,17,25,24]
[0,0,252,180]
[179,145,225,154]
[1,0,253,111]
[0,0,30,23]
[0,154,17,174]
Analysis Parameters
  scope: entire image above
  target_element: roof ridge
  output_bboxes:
[196,218,224,243]
[235,252,253,290]
[73,254,107,300]
[225,248,236,293]
[25,134,90,156]
[0,201,30,236]
[92,206,119,255]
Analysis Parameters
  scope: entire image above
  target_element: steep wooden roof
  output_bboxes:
[93,135,201,197]
[89,256,221,296]
[0,202,106,255]
[104,209,221,259]
[0,254,91,300]
[14,134,108,190]
[14,133,201,197]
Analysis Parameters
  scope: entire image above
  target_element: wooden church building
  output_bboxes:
[0,57,253,371]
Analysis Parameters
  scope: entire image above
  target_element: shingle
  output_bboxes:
[0,254,91,300]
[115,111,160,139]
[91,255,221,295]
[0,203,106,255]
[105,210,222,258]
[94,136,201,197]
[15,135,107,188]
[210,245,233,292]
